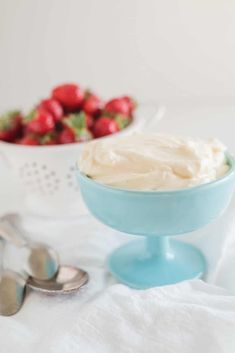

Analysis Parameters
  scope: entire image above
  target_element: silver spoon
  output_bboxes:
[0,266,88,316]
[0,239,26,316]
[0,269,26,316]
[0,214,59,280]
[0,241,87,316]
[27,265,89,294]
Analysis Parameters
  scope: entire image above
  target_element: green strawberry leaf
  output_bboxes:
[64,112,86,131]
[24,109,36,123]
[75,128,92,142]
[115,114,131,129]
[0,110,21,131]
[40,132,55,144]
[101,111,115,118]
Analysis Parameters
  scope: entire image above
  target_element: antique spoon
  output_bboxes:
[0,237,27,316]
[0,214,59,280]
[0,265,89,316]
[0,269,26,316]
[27,265,89,294]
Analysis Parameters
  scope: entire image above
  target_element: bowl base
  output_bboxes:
[108,239,206,289]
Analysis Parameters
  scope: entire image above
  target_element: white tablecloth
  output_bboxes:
[1,104,235,353]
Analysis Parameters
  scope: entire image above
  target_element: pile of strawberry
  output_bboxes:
[0,83,136,145]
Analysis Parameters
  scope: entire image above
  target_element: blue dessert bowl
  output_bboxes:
[77,154,235,289]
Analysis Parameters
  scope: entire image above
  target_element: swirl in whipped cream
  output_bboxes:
[79,134,229,191]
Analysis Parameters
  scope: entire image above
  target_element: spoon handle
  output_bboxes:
[0,220,27,247]
[0,238,4,277]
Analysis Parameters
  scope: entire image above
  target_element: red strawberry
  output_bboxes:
[25,109,55,135]
[0,111,22,142]
[52,84,84,111]
[83,92,102,116]
[104,97,130,116]
[122,96,137,115]
[104,96,136,116]
[60,112,93,144]
[59,127,76,144]
[85,114,94,129]
[93,117,120,138]
[38,98,63,122]
[18,134,40,145]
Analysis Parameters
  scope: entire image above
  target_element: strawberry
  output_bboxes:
[85,114,94,129]
[59,112,93,144]
[52,84,84,111]
[38,98,63,122]
[104,96,136,116]
[25,109,55,135]
[104,97,130,116]
[83,92,102,116]
[0,111,22,142]
[59,127,76,144]
[93,116,120,138]
[122,96,137,115]
[115,114,132,129]
[18,134,40,145]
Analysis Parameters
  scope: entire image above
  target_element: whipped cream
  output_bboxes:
[79,134,229,191]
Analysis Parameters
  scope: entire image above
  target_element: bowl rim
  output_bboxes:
[77,153,235,196]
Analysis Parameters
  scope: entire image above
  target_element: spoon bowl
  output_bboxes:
[0,270,26,316]
[28,243,59,280]
[27,265,89,294]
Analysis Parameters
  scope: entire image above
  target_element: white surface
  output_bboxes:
[1,0,235,111]
[1,199,235,353]
[1,105,235,352]
[55,281,235,353]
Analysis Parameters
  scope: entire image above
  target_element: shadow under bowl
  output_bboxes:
[77,155,235,288]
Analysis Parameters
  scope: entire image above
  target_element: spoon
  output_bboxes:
[0,269,26,316]
[0,240,26,316]
[0,266,88,316]
[27,265,89,294]
[0,239,87,316]
[0,214,59,280]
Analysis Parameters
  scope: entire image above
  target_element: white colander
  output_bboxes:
[0,104,165,218]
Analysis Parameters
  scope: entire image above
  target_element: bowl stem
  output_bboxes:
[108,236,206,288]
[146,236,172,258]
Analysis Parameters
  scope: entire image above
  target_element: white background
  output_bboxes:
[1,0,235,111]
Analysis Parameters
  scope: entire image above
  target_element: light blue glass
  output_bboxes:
[77,155,235,289]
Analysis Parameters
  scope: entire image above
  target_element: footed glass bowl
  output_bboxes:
[77,155,235,289]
